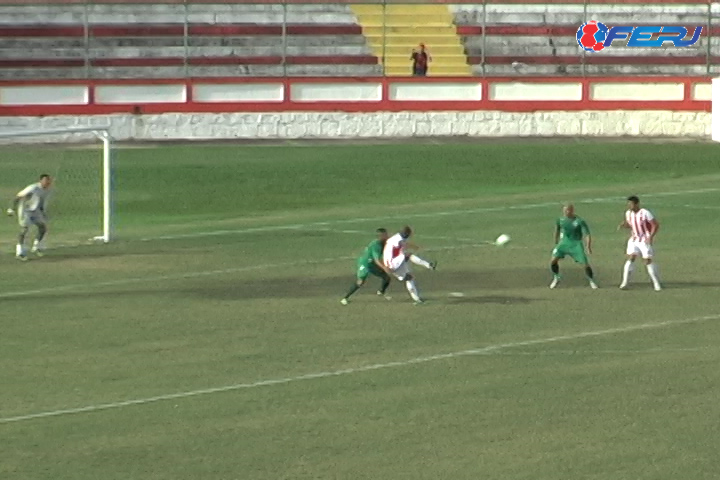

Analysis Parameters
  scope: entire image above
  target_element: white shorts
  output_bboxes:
[626,239,654,259]
[19,210,46,228]
[385,255,411,281]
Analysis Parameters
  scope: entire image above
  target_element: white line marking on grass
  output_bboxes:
[1,313,718,425]
[652,204,720,211]
[137,187,720,242]
[0,243,489,300]
[476,347,713,356]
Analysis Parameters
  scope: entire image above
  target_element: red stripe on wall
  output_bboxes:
[0,58,85,67]
[0,26,85,37]
[90,25,185,37]
[0,77,711,116]
[0,56,379,68]
[457,25,712,36]
[0,0,710,4]
[0,23,364,38]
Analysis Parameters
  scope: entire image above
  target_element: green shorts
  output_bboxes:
[552,241,589,264]
[356,261,388,281]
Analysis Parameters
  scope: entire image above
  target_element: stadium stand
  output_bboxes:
[450,3,711,76]
[0,3,382,79]
[0,1,714,79]
[351,4,471,76]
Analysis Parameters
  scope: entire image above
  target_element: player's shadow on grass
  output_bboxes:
[444,295,536,305]
[183,268,553,301]
[0,267,588,304]
[658,281,720,290]
[42,245,178,261]
[426,267,552,291]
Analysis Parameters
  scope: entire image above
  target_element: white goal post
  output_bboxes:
[713,78,720,142]
[0,125,113,244]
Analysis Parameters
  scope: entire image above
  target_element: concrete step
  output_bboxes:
[476,64,708,76]
[356,19,454,28]
[380,45,465,55]
[362,25,456,35]
[364,34,463,45]
[353,5,449,15]
[0,45,374,59]
[0,63,383,80]
[384,66,471,75]
[383,53,466,61]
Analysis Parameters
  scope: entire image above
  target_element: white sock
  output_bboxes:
[16,244,26,257]
[621,260,634,285]
[32,239,46,251]
[405,280,421,302]
[646,263,661,287]
[409,254,431,269]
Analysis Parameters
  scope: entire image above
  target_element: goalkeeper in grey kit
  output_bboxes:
[6,174,53,260]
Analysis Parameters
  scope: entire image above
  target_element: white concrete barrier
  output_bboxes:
[95,84,187,104]
[490,82,582,101]
[389,83,482,101]
[193,83,284,103]
[0,110,711,143]
[291,82,382,102]
[712,78,720,142]
[0,85,88,106]
[591,82,685,102]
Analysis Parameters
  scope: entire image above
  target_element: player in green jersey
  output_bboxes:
[550,204,598,289]
[341,228,393,305]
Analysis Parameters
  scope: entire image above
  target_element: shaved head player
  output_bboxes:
[549,203,598,289]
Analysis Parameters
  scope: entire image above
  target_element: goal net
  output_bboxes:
[0,126,113,249]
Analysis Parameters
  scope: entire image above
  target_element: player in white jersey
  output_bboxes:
[6,174,53,261]
[617,195,661,291]
[383,226,436,304]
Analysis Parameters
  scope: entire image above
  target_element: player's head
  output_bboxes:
[400,225,413,239]
[39,174,52,189]
[563,203,575,217]
[376,228,389,241]
[627,195,640,212]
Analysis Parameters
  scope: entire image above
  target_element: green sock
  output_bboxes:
[551,263,560,278]
[585,266,594,280]
[344,283,361,299]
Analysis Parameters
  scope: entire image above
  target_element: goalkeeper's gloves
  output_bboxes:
[6,208,14,217]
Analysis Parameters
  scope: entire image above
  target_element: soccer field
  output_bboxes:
[1,140,720,480]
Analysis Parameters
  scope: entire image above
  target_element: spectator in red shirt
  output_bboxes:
[410,43,431,76]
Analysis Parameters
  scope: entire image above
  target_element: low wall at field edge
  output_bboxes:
[0,110,711,142]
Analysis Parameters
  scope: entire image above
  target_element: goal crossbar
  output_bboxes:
[0,125,114,244]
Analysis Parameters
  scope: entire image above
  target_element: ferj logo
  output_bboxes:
[576,21,703,52]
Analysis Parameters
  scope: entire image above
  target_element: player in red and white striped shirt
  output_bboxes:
[383,226,436,304]
[617,195,662,291]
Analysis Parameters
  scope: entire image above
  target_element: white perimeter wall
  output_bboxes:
[0,81,712,142]
[2,80,711,106]
[0,110,711,142]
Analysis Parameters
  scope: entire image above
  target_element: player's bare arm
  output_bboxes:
[647,219,659,245]
[7,194,26,216]
[554,224,560,244]
[585,234,593,254]
[617,219,630,231]
[374,258,393,276]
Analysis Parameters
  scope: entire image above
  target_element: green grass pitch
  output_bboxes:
[1,140,720,479]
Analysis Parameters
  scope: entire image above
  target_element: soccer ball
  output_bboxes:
[495,234,511,246]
